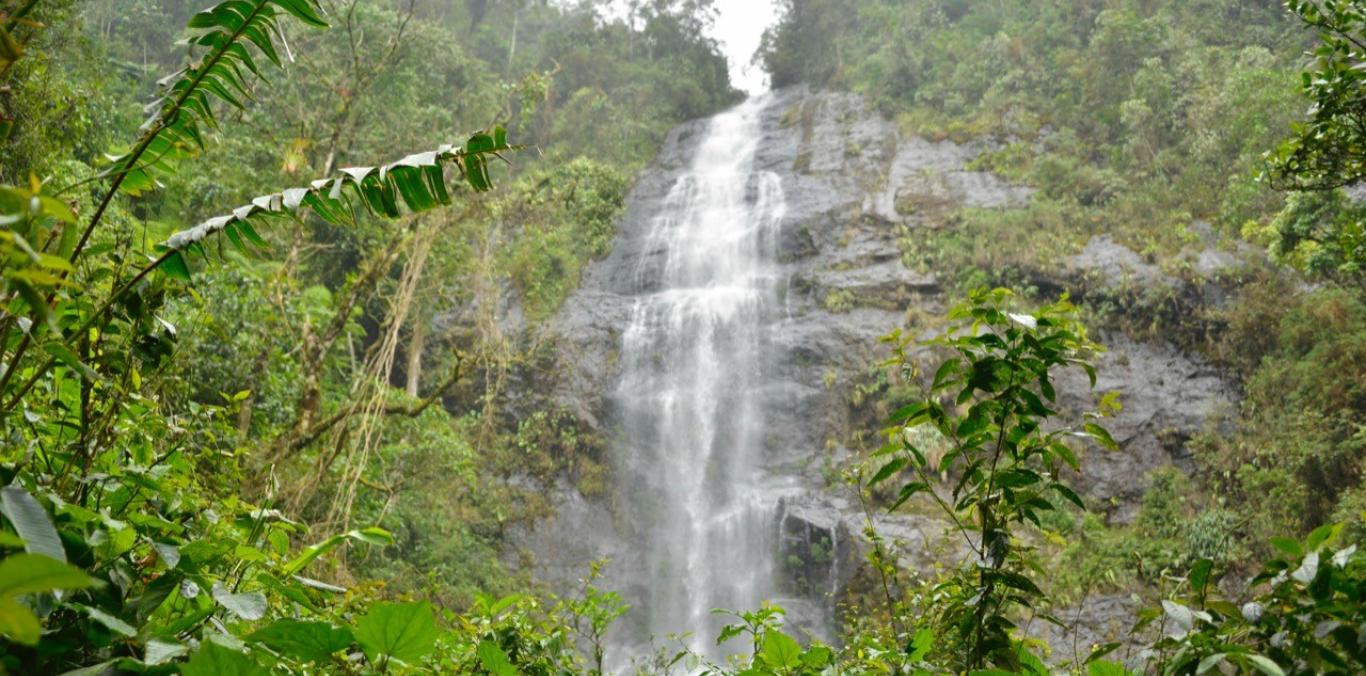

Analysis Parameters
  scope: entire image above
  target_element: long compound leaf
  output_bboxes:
[159,130,515,278]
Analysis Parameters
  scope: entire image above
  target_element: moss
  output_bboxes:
[823,288,856,313]
[893,193,918,216]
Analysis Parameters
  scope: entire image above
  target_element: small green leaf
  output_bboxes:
[212,583,267,621]
[1269,536,1302,559]
[181,640,270,676]
[1051,441,1080,472]
[1189,558,1213,594]
[1083,423,1119,451]
[0,553,97,598]
[0,596,40,645]
[1305,522,1340,552]
[1161,599,1194,636]
[0,486,66,562]
[44,343,98,381]
[932,359,961,391]
[466,132,496,154]
[74,603,136,637]
[889,482,930,511]
[1196,653,1226,674]
[1243,655,1286,676]
[349,527,393,547]
[907,627,933,660]
[354,601,437,665]
[145,637,189,665]
[477,639,518,676]
[1051,482,1085,510]
[159,251,192,282]
[888,402,929,425]
[801,645,833,667]
[271,0,329,28]
[153,543,180,569]
[759,630,802,669]
[282,528,392,576]
[248,619,353,663]
[868,458,907,486]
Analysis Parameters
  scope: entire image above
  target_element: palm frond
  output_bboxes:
[106,0,329,195]
[157,128,513,280]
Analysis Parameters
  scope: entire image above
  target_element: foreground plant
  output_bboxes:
[0,0,515,671]
[1136,522,1364,675]
[865,288,1115,671]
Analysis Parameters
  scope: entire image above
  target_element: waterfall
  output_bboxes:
[613,94,788,659]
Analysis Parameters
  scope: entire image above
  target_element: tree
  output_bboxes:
[1265,0,1366,282]
[1271,0,1366,191]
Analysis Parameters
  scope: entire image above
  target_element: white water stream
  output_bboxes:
[614,94,789,659]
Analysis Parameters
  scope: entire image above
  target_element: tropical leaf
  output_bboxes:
[0,486,66,562]
[181,640,270,676]
[354,601,437,665]
[158,132,513,278]
[101,1,330,198]
[0,554,99,645]
[247,619,353,663]
[477,640,518,676]
[279,527,393,576]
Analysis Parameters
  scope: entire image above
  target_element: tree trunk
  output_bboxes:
[405,316,425,398]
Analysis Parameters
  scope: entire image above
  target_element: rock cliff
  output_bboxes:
[509,87,1238,649]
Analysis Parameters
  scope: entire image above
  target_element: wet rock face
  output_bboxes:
[509,87,1237,651]
[1056,333,1234,522]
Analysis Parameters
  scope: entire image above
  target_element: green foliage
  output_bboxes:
[0,0,750,669]
[1270,0,1366,192]
[1140,523,1365,674]
[5,0,1362,673]
[158,127,514,280]
[1246,189,1365,283]
[563,560,630,675]
[711,604,834,674]
[1260,0,1366,283]
[1195,287,1366,547]
[0,551,98,645]
[0,0,523,671]
[498,157,628,320]
[822,288,855,313]
[354,600,439,667]
[246,619,353,663]
[869,288,1113,670]
[103,0,327,199]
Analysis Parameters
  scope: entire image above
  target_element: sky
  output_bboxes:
[709,0,783,94]
[597,0,784,95]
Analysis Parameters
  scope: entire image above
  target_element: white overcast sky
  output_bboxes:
[597,0,784,94]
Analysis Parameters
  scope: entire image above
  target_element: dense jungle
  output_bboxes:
[0,0,1363,673]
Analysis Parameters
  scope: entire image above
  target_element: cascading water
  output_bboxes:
[613,94,789,659]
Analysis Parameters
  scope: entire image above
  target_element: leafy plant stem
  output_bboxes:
[854,473,904,639]
[0,248,178,415]
[68,1,274,268]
